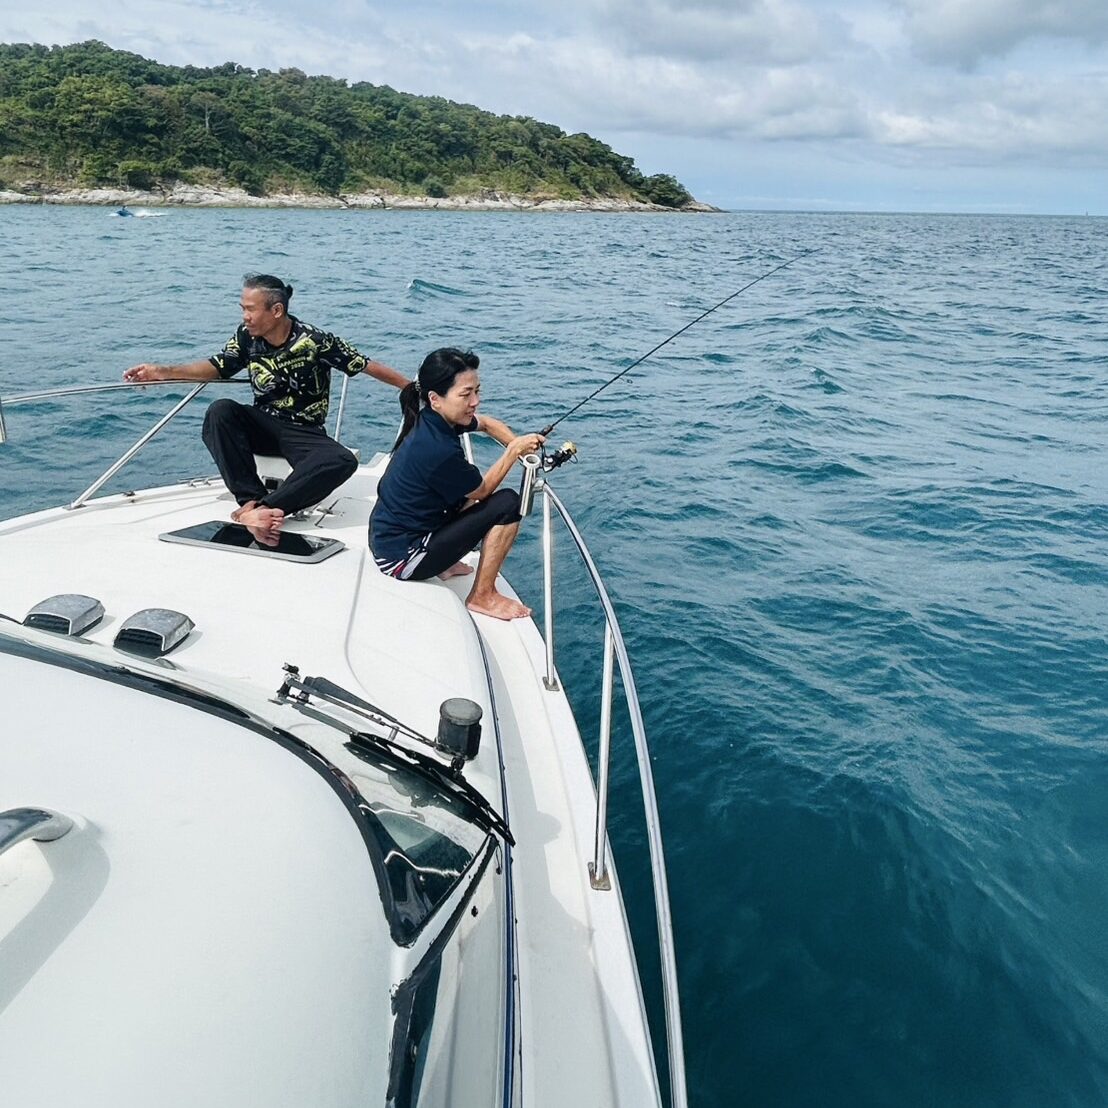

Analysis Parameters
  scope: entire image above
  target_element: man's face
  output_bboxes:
[240,287,283,337]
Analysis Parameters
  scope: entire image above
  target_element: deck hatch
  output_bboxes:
[23,593,105,636]
[159,521,345,563]
[114,608,194,657]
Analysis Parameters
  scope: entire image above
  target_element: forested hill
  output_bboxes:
[0,41,695,207]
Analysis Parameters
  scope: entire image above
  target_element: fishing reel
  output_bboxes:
[518,441,578,517]
[541,441,578,471]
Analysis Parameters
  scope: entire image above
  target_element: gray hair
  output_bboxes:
[243,273,293,310]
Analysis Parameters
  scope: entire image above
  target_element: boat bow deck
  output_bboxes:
[0,454,663,1106]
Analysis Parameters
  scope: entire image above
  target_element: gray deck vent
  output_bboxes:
[24,594,105,636]
[114,608,194,657]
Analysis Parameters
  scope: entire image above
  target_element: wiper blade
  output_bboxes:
[345,731,513,845]
[275,665,514,846]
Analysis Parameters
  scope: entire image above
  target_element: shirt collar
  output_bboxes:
[250,315,301,352]
[423,409,473,438]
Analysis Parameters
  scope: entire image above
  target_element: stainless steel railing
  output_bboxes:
[0,381,228,504]
[68,383,211,509]
[0,379,355,506]
[332,373,352,443]
[0,378,243,436]
[537,481,688,1108]
[0,807,74,859]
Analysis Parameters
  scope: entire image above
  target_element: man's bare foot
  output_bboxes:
[238,505,285,547]
[439,561,475,579]
[466,590,531,620]
[231,500,257,522]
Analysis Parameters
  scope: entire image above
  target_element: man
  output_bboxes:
[124,274,407,545]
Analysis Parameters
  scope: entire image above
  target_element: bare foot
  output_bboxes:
[466,590,532,620]
[439,561,475,579]
[231,500,257,522]
[238,505,285,547]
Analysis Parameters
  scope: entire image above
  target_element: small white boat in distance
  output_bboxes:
[0,380,687,1108]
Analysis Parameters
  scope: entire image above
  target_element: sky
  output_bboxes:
[2,0,1106,214]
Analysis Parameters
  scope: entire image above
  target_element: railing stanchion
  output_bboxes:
[590,621,614,890]
[332,373,351,443]
[542,486,558,690]
[68,383,208,510]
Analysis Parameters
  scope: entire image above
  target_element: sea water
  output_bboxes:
[1,206,1106,1107]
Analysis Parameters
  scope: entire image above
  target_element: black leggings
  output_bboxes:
[406,488,522,580]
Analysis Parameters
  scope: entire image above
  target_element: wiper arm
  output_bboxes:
[277,664,429,744]
[274,664,514,846]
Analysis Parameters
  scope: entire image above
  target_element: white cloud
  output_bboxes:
[872,70,1108,162]
[440,30,865,142]
[588,0,834,65]
[2,0,1108,210]
[452,21,1108,167]
[895,0,1108,66]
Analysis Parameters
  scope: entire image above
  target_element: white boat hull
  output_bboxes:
[0,456,662,1106]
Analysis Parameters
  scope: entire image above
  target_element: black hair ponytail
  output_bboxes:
[394,381,422,450]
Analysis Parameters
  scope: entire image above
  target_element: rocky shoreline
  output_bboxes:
[0,182,720,213]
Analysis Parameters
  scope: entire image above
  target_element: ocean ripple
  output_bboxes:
[2,207,1107,1108]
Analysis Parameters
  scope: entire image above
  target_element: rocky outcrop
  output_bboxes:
[0,183,720,213]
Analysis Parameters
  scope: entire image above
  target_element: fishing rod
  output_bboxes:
[537,248,818,441]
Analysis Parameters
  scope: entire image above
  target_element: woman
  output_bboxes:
[369,348,544,620]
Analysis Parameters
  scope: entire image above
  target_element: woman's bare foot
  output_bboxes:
[466,589,531,620]
[231,500,257,522]
[238,505,285,547]
[439,561,475,579]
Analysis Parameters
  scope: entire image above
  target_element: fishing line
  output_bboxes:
[539,248,818,437]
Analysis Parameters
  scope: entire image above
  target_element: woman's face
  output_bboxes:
[431,369,481,427]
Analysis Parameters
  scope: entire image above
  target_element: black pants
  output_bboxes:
[201,399,357,515]
[405,488,523,581]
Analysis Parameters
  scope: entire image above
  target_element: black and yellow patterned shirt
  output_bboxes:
[209,317,369,426]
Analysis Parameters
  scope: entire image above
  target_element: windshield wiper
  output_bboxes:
[274,664,514,845]
[345,732,513,845]
[279,666,429,744]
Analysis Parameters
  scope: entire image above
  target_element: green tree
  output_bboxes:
[0,41,696,205]
[118,159,157,189]
[423,175,447,198]
[641,173,692,208]
[190,91,222,134]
